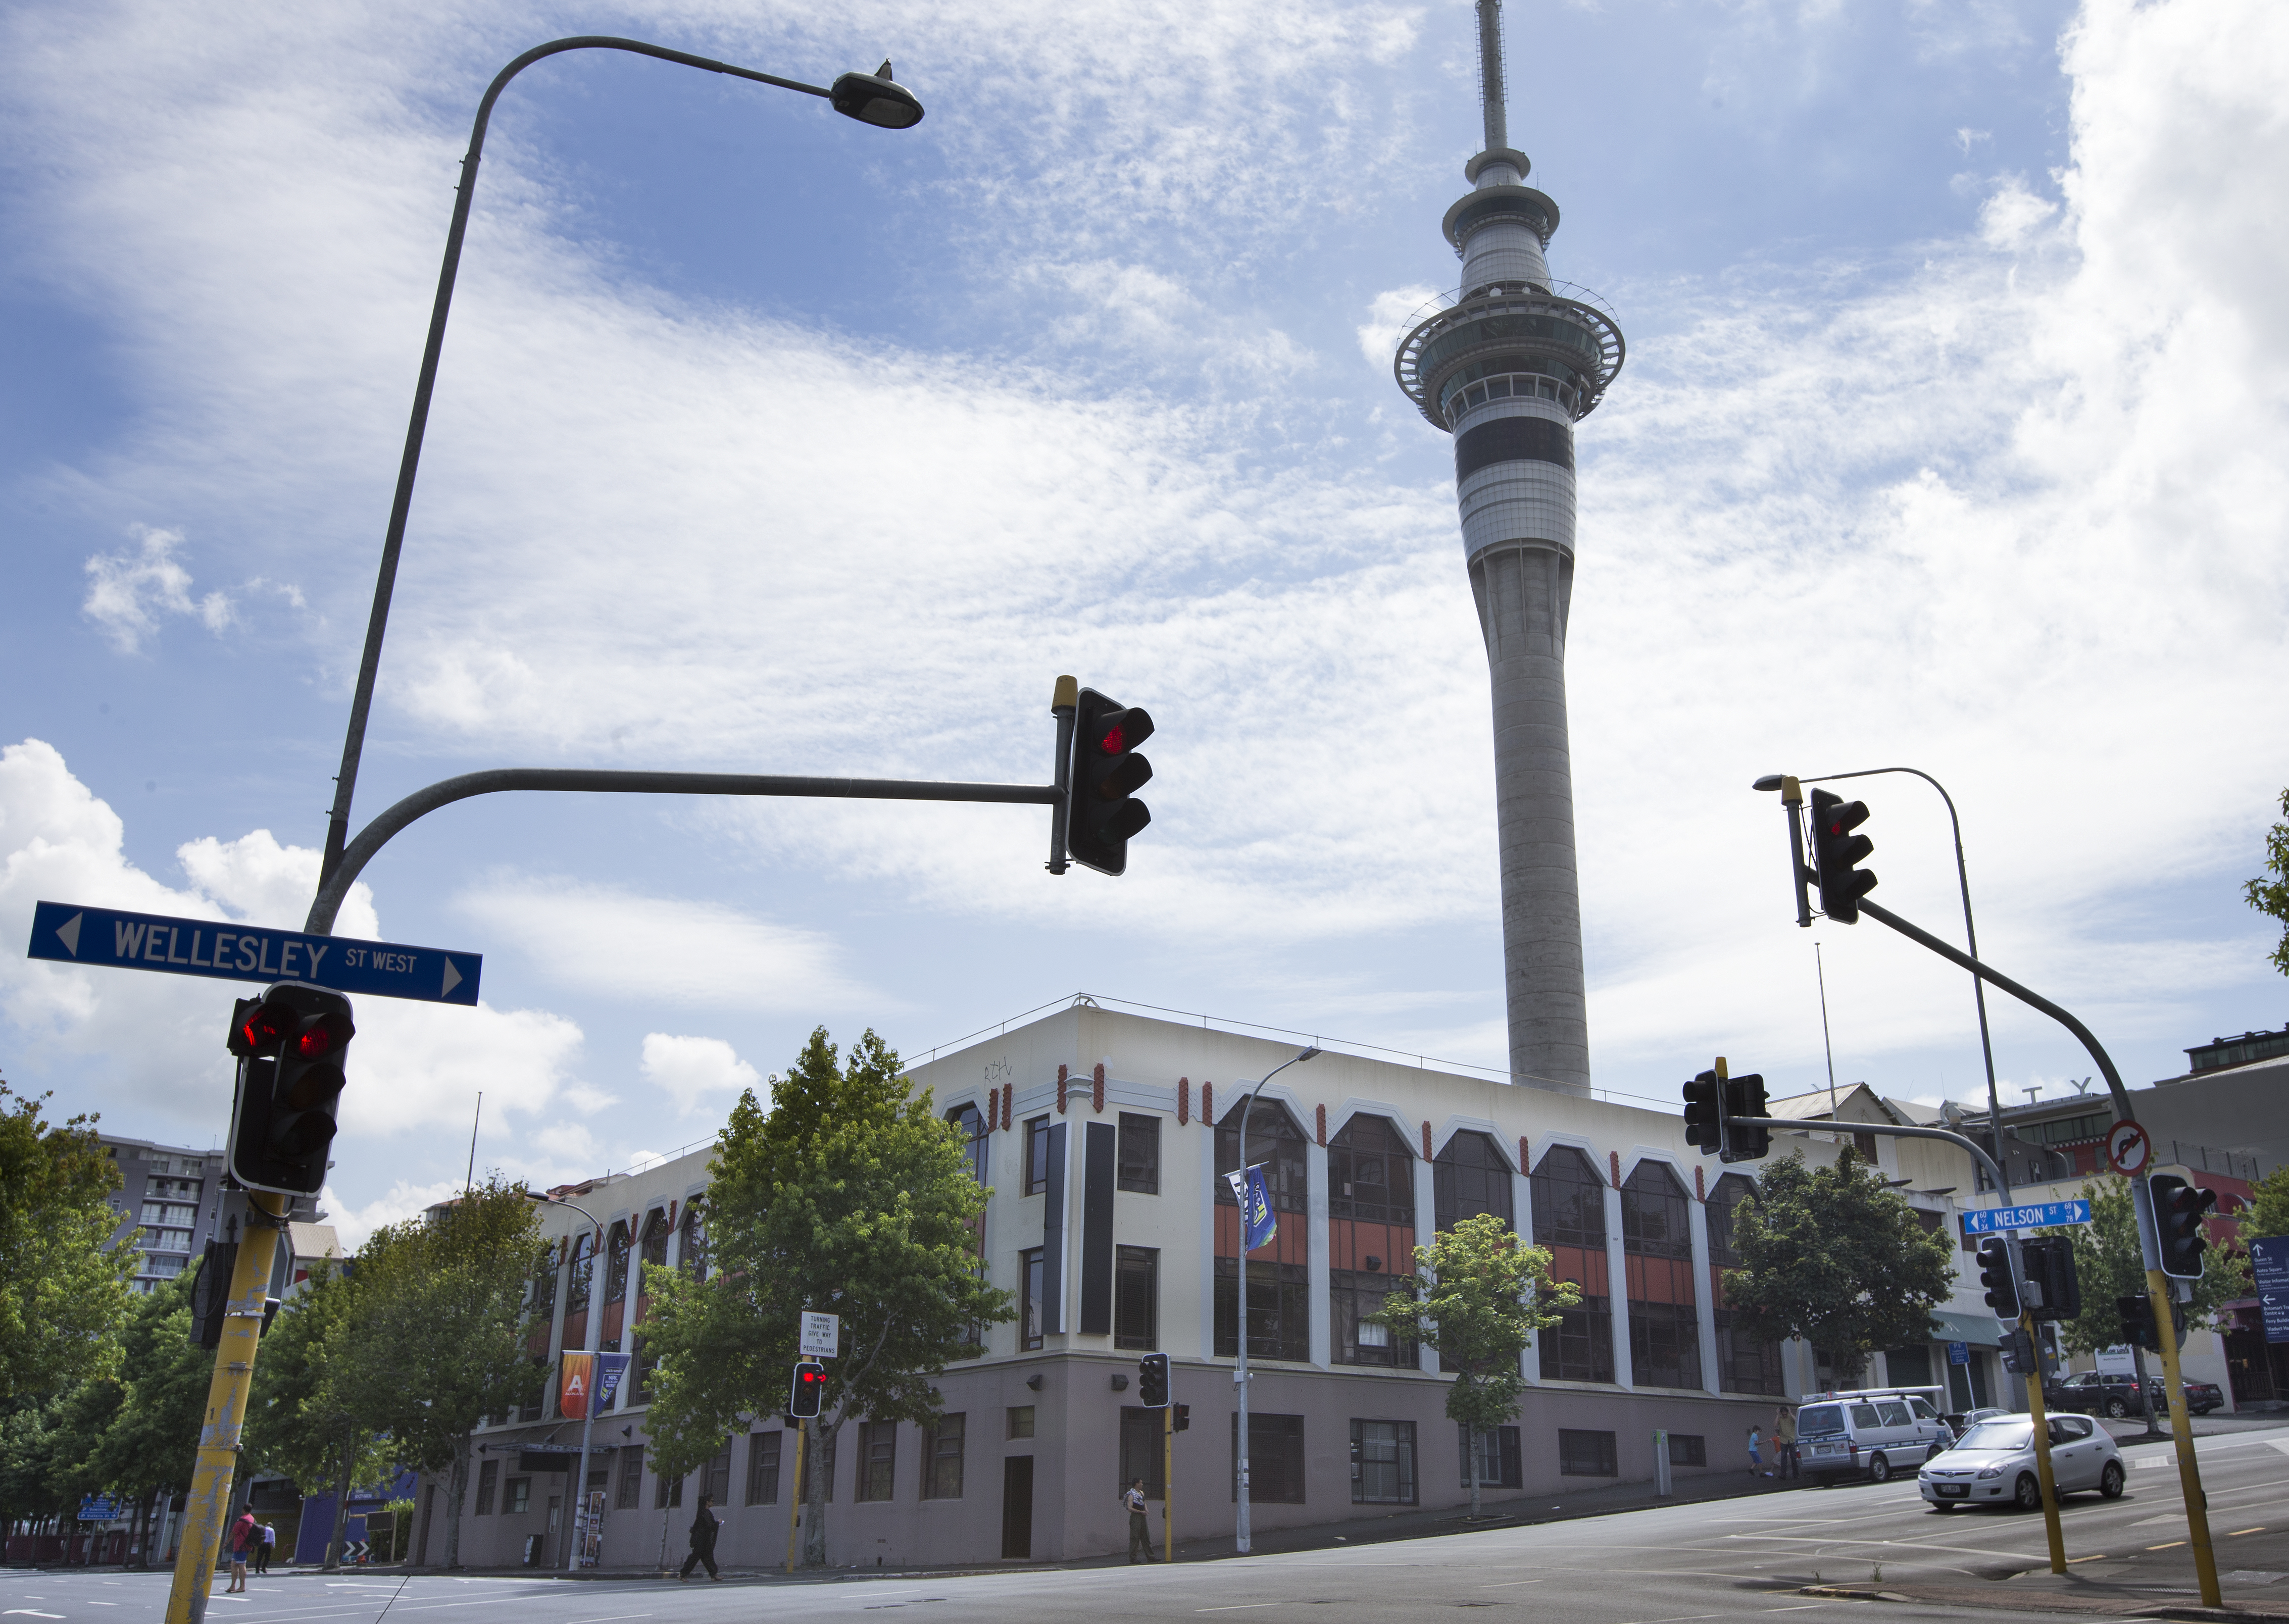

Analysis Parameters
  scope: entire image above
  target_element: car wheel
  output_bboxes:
[1926,1443,1944,1462]
[2015,1473,2042,1511]
[1927,1501,1954,1514]
[1867,1455,1893,1484]
[2106,1398,2128,1418]
[2100,1460,2125,1499]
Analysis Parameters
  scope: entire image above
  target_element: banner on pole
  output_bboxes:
[560,1352,593,1419]
[1222,1165,1277,1251]
[594,1351,630,1408]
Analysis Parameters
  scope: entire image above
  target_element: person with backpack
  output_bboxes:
[678,1493,720,1581]
[224,1510,257,1592]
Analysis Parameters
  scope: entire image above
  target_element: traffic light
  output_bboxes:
[1808,789,1877,924]
[2150,1173,2216,1280]
[1682,1071,1724,1156]
[227,985,355,1196]
[1976,1237,2021,1320]
[191,1240,237,1350]
[1172,1403,1190,1433]
[1138,1353,1170,1408]
[2001,1327,2038,1375]
[789,1359,826,1418]
[2020,1236,2081,1323]
[2115,1293,2186,1353]
[1067,687,1155,876]
[1721,1072,1771,1162]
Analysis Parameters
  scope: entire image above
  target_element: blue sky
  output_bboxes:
[5,0,2284,1240]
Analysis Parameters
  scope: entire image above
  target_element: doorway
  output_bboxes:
[1001,1456,1033,1560]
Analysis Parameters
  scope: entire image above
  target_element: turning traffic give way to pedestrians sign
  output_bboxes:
[25,899,482,1005]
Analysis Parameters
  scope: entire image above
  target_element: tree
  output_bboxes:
[2045,1178,2243,1359]
[2246,787,2289,976]
[2243,1163,2289,1244]
[1364,1212,1575,1519]
[0,1079,140,1400]
[85,1273,212,1564]
[245,1261,392,1567]
[1723,1147,1955,1387]
[639,1028,1012,1568]
[320,1177,543,1569]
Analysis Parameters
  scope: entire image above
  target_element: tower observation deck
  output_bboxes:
[1394,0,1624,1096]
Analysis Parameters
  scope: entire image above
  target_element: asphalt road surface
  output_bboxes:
[8,1427,2283,1624]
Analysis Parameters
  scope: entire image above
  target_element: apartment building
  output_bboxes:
[97,1135,227,1292]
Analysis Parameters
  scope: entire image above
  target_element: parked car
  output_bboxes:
[1919,1413,2124,1510]
[1797,1390,1957,1483]
[2047,1370,2225,1417]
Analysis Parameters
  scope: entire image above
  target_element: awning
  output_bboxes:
[1929,1309,2007,1348]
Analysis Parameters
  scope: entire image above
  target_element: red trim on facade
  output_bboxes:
[1519,1135,1531,1175]
[1178,1077,1189,1125]
[1093,1062,1105,1113]
[1316,1103,1327,1145]
[1421,1122,1434,1161]
[1002,1083,1013,1130]
[1203,1081,1213,1125]
[1058,1063,1069,1114]
[1609,1149,1622,1188]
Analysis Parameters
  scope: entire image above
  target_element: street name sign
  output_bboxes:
[800,1311,839,1358]
[2253,1235,2289,1345]
[1962,1198,2093,1234]
[26,899,481,1006]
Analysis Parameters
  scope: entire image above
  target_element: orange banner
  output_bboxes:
[560,1352,593,1419]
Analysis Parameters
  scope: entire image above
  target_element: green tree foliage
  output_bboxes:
[639,1028,1012,1568]
[1723,1147,1955,1386]
[85,1272,212,1563]
[244,1259,393,1567]
[0,1080,140,1400]
[2044,1178,2244,1359]
[2246,787,2289,976]
[319,1177,542,1569]
[1364,1212,1575,1519]
[2244,1163,2289,1244]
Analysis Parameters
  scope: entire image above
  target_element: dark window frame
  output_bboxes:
[923,1413,964,1500]
[1118,1407,1166,1498]
[1459,1423,1522,1489]
[617,1445,645,1510]
[1558,1429,1618,1478]
[474,1459,498,1515]
[1229,1412,1307,1504]
[1115,1245,1158,1351]
[857,1420,897,1503]
[1117,1112,1161,1194]
[746,1431,781,1506]
[1329,1115,1414,1224]
[1433,1130,1514,1233]
[1024,1116,1053,1197]
[1352,1417,1419,1505]
[1531,1146,1614,1383]
[948,1104,988,1189]
[1020,1247,1046,1351]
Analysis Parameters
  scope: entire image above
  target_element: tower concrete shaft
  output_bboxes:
[1393,0,1624,1096]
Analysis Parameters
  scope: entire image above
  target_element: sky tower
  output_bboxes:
[1394,0,1624,1096]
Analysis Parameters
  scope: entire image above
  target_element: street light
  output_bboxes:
[526,1190,602,1574]
[1232,1044,1319,1557]
[313,35,926,905]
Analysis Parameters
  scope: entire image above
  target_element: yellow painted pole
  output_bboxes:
[1163,1402,1175,1564]
[784,1424,805,1575]
[165,1194,285,1624]
[2147,1270,2221,1606]
[2021,1313,2066,1575]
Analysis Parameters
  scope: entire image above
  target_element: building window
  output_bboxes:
[617,1446,645,1510]
[1118,1113,1161,1193]
[1215,1099,1311,1363]
[1459,1424,1522,1489]
[1622,1161,1700,1390]
[654,1466,683,1510]
[1351,1419,1417,1505]
[601,1221,631,1353]
[1707,1174,1783,1396]
[1115,1247,1158,1350]
[1118,1408,1165,1498]
[1330,1115,1413,1223]
[948,1104,988,1188]
[1229,1413,1307,1504]
[1007,1406,1034,1440]
[565,1232,594,1317]
[1433,1131,1513,1232]
[505,1477,532,1514]
[475,1460,498,1515]
[798,1430,835,1502]
[1530,1147,1614,1383]
[857,1421,897,1502]
[1558,1430,1618,1478]
[1667,1433,1707,1467]
[679,1199,709,1282]
[923,1414,965,1499]
[705,1444,732,1506]
[1024,1116,1053,1196]
[1020,1248,1046,1350]
[746,1432,782,1505]
[1329,1114,1417,1367]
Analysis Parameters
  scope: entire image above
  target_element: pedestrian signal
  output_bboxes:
[789,1359,826,1418]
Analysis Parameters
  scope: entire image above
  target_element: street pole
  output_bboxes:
[784,1427,805,1574]
[1163,1400,1175,1563]
[165,1192,288,1624]
[1231,1046,1319,1556]
[525,1194,601,1575]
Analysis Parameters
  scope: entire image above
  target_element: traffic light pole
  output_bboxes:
[164,1192,288,1624]
[1164,1402,1176,1564]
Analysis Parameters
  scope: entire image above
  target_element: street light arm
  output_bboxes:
[317,37,835,889]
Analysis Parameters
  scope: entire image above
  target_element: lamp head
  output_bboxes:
[1753,774,1786,792]
[830,64,925,129]
[1298,1045,1322,1062]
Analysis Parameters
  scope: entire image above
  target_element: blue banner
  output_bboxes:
[2252,1235,2289,1345]
[595,1351,631,1405]
[1962,1199,2093,1234]
[1242,1166,1276,1251]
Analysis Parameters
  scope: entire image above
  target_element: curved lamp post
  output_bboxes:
[525,1190,603,1574]
[314,37,925,897]
[1232,1044,1319,1556]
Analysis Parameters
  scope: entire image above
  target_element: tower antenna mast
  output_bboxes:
[1475,0,1508,153]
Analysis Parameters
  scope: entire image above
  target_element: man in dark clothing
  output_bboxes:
[679,1494,720,1581]
[1123,1480,1156,1563]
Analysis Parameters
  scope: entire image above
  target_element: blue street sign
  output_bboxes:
[25,900,480,1006]
[1961,1199,2093,1235]
[2252,1236,2289,1345]
[79,1494,122,1522]
[1947,1340,1969,1366]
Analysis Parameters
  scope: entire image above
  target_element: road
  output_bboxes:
[7,1427,2284,1624]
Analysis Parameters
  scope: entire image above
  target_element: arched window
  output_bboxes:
[601,1220,633,1353]
[1621,1161,1699,1390]
[565,1231,594,1319]
[1214,1098,1309,1362]
[1529,1147,1612,1383]
[947,1102,988,1189]
[1708,1173,1783,1395]
[679,1199,709,1283]
[1434,1131,1513,1232]
[1328,1116,1416,1367]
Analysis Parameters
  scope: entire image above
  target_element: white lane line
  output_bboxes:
[1197,1606,1285,1613]
[560,1615,656,1624]
[1478,1581,1545,1587]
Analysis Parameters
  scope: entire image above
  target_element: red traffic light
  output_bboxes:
[296,1027,334,1059]
[229,996,293,1057]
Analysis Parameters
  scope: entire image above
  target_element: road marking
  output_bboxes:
[1478,1581,1545,1588]
[2066,1554,2109,1563]
[2270,1440,2289,1458]
[2149,1542,2186,1550]
[2228,1527,2266,1536]
[561,1615,656,1623]
[5,1612,67,1619]
[1198,1605,1284,1613]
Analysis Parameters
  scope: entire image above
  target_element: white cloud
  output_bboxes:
[1357,284,1440,369]
[639,1033,763,1116]
[81,527,232,653]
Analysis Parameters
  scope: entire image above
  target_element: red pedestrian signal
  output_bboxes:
[1809,788,1877,924]
[789,1359,827,1419]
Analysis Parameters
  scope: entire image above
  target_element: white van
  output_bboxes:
[1795,1388,1955,1484]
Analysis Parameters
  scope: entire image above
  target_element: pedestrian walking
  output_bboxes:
[225,1510,257,1592]
[1773,1404,1799,1481]
[1123,1480,1156,1563]
[1746,1425,1764,1477]
[678,1493,720,1582]
[255,1521,275,1574]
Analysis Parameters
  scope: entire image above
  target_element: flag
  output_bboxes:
[1225,1164,1276,1251]
[560,1352,592,1419]
[595,1351,631,1407]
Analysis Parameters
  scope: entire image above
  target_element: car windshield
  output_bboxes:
[1957,1420,2034,1451]
[1798,1405,1846,1437]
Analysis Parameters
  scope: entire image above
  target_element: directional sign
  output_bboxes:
[1962,1198,2093,1235]
[2105,1119,2152,1177]
[26,900,480,1005]
[800,1310,840,1358]
[1947,1340,1969,1366]
[78,1494,122,1522]
[2253,1236,2289,1345]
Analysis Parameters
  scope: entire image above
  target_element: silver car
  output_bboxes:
[1919,1414,2125,1511]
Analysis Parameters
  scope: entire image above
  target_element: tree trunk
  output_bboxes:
[1467,1427,1483,1520]
[324,1421,356,1571]
[2129,1342,2164,1439]
[802,1417,836,1568]
[441,1435,471,1570]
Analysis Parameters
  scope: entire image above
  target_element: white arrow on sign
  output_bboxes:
[441,958,462,998]
[54,911,83,957]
